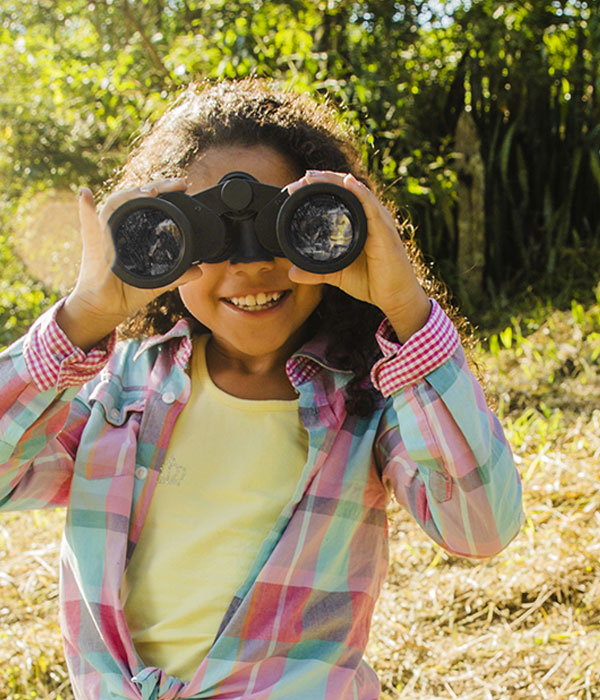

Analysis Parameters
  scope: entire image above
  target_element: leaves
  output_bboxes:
[0,0,598,315]
[0,235,56,347]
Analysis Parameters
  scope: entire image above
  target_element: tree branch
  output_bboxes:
[121,0,173,83]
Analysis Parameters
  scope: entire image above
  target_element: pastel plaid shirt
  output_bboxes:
[0,299,522,700]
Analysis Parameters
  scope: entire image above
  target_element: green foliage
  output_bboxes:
[0,235,56,348]
[0,0,598,317]
[450,0,600,300]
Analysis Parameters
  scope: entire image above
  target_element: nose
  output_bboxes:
[228,258,276,275]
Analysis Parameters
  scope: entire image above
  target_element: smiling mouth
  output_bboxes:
[224,290,289,312]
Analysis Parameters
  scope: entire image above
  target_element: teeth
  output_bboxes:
[228,291,285,309]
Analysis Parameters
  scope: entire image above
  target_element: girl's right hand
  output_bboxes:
[55,179,203,352]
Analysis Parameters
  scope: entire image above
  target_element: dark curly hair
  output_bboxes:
[112,78,466,416]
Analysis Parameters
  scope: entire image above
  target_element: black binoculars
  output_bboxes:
[108,171,367,288]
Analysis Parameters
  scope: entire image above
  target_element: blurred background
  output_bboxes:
[0,2,599,699]
[0,0,598,335]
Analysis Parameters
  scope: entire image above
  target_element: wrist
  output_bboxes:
[56,293,125,353]
[382,291,432,343]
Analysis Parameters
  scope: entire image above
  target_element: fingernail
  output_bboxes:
[285,181,303,194]
[346,173,365,188]
[139,184,155,193]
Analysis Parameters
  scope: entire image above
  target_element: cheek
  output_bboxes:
[298,284,325,315]
[306,284,324,304]
[178,280,213,321]
[178,263,222,306]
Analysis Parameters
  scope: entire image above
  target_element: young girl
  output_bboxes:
[0,79,522,700]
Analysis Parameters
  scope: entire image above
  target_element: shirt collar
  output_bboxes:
[286,333,352,389]
[132,318,193,368]
[132,319,350,386]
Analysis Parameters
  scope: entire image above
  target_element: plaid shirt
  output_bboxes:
[0,299,522,700]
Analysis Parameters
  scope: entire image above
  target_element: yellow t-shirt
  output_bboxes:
[122,334,308,680]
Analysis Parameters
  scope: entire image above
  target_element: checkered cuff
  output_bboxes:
[370,299,460,396]
[22,299,116,392]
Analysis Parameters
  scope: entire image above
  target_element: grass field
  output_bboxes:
[1,287,599,699]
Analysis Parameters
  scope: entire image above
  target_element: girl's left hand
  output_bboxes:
[286,170,432,342]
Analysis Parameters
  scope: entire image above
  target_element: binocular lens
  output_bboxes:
[114,208,184,278]
[287,194,356,264]
[108,174,368,287]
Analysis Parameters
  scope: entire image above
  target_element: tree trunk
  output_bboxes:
[455,109,486,305]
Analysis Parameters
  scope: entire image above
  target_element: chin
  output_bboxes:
[235,336,290,356]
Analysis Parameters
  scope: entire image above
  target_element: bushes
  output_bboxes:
[0,235,56,348]
[0,1,598,313]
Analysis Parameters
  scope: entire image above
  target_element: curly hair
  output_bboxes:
[112,78,467,416]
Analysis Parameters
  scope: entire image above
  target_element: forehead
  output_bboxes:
[185,144,302,194]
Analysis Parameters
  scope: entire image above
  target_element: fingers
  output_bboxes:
[285,170,347,194]
[98,177,187,228]
[288,265,341,287]
[78,186,111,261]
[287,170,397,229]
[164,265,204,292]
[285,170,416,311]
[78,186,119,268]
[79,177,188,252]
[78,186,99,237]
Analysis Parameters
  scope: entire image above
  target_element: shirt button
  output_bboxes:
[162,391,176,404]
[110,408,120,420]
[135,466,148,480]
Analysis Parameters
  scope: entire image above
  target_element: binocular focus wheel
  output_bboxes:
[107,174,369,288]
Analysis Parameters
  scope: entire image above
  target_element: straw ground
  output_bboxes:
[1,289,599,699]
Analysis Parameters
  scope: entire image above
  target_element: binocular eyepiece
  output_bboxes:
[108,172,367,288]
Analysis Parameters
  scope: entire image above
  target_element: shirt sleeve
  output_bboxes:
[371,298,460,394]
[23,298,116,392]
[374,303,523,559]
[0,300,109,509]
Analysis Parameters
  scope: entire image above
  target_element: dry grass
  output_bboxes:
[1,290,599,699]
[366,291,600,699]
[0,510,70,698]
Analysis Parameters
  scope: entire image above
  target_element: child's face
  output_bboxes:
[178,145,324,363]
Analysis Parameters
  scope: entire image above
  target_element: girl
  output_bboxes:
[0,79,522,700]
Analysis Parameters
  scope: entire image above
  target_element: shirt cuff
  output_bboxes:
[22,299,116,392]
[370,299,460,396]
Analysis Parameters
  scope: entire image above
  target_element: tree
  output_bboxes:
[1,0,598,310]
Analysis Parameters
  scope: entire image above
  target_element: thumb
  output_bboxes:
[288,265,341,287]
[164,265,204,292]
[78,187,98,234]
[78,186,114,265]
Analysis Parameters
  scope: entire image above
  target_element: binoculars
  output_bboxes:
[108,171,367,288]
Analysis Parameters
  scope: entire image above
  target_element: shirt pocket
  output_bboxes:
[77,381,146,480]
